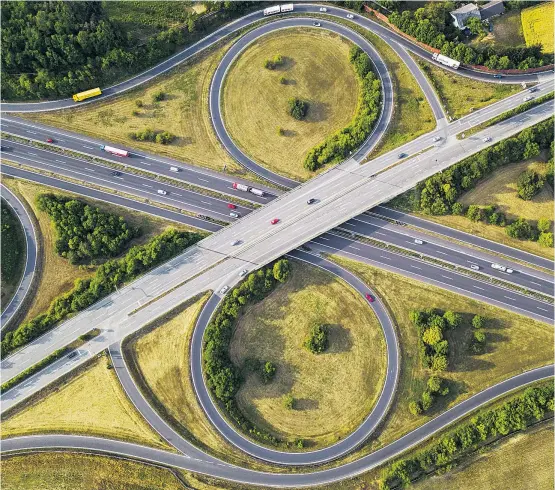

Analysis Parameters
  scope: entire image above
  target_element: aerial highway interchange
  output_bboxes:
[1,2,554,488]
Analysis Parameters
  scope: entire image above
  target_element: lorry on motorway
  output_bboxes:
[73,87,102,102]
[232,182,266,197]
[100,145,129,157]
[432,53,460,70]
[280,4,294,12]
[491,263,513,273]
[263,4,293,16]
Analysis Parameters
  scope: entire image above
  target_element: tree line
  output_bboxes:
[1,228,202,357]
[203,259,290,446]
[1,1,255,100]
[37,193,138,264]
[380,381,554,489]
[1,200,24,289]
[385,3,552,71]
[304,45,381,172]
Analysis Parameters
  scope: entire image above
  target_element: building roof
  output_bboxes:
[450,3,479,15]
[480,0,505,19]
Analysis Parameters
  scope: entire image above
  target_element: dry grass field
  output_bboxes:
[222,29,359,181]
[21,40,244,176]
[2,177,179,325]
[414,421,554,490]
[459,159,553,221]
[418,59,522,119]
[521,2,554,53]
[329,256,554,453]
[230,261,386,449]
[1,357,168,449]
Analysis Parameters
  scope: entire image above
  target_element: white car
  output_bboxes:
[219,286,229,295]
[346,13,354,19]
[523,96,533,102]
[506,268,514,274]
[482,137,491,143]
[319,7,327,12]
[231,240,240,246]
[312,21,321,27]
[239,269,248,277]
[491,263,506,272]
[169,166,180,172]
[432,136,442,142]
[414,239,424,245]
[470,264,480,271]
[157,189,167,195]
[230,212,240,218]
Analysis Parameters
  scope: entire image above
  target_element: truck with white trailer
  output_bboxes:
[100,145,129,157]
[432,52,461,70]
[232,182,265,197]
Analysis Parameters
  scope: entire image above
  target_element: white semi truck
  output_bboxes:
[232,182,265,197]
[432,52,461,70]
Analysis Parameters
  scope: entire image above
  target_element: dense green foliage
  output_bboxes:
[385,3,552,70]
[380,382,554,490]
[264,54,284,70]
[409,375,450,415]
[303,324,329,354]
[1,200,25,288]
[287,97,309,121]
[37,194,138,264]
[516,169,546,200]
[304,46,381,171]
[1,229,202,357]
[203,259,290,446]
[129,127,176,145]
[261,361,276,383]
[1,1,255,100]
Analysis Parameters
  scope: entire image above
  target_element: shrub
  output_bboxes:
[131,109,140,116]
[431,355,448,372]
[472,315,485,329]
[261,361,276,383]
[443,311,462,329]
[135,99,143,108]
[517,170,545,200]
[152,91,165,102]
[506,218,536,240]
[279,76,287,84]
[277,127,285,136]
[273,259,290,282]
[409,400,423,416]
[451,202,464,215]
[303,324,329,354]
[155,131,176,145]
[466,205,484,222]
[422,325,443,346]
[264,54,285,70]
[421,390,434,411]
[474,330,486,343]
[283,393,295,410]
[537,218,552,233]
[538,232,554,248]
[288,97,309,120]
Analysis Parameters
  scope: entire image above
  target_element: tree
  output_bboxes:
[273,259,290,282]
[303,324,329,354]
[537,218,552,233]
[431,355,448,372]
[283,393,295,410]
[451,202,464,215]
[538,232,554,248]
[466,17,486,37]
[427,376,442,393]
[421,390,434,411]
[261,361,276,383]
[409,400,423,415]
[506,218,535,240]
[517,170,545,200]
[474,330,486,343]
[466,205,484,222]
[288,98,309,120]
[472,315,485,329]
[443,311,462,328]
[422,325,443,346]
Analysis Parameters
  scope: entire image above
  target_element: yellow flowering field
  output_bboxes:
[521,2,554,53]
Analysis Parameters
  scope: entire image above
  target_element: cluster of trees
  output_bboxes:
[385,3,552,71]
[264,54,284,70]
[470,315,487,354]
[517,169,546,200]
[2,1,256,100]
[414,119,553,216]
[409,375,449,416]
[303,323,329,354]
[304,46,381,172]
[410,308,462,372]
[128,127,176,145]
[244,358,277,384]
[288,97,309,121]
[36,194,138,264]
[203,259,290,445]
[453,202,553,248]
[1,201,23,287]
[380,382,554,490]
[1,228,202,357]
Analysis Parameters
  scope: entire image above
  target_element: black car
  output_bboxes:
[307,198,316,205]
[111,170,121,177]
[300,244,311,252]
[398,153,406,159]
[67,351,78,359]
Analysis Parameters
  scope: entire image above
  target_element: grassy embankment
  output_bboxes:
[230,260,386,449]
[417,157,554,260]
[468,9,526,50]
[2,178,186,326]
[19,39,244,177]
[1,199,26,311]
[1,355,169,449]
[325,256,553,459]
[223,29,359,181]
[521,2,554,53]
[416,58,522,119]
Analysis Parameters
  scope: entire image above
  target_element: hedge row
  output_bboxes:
[37,193,138,264]
[1,228,202,357]
[380,382,554,490]
[1,200,25,285]
[303,45,381,171]
[203,259,290,446]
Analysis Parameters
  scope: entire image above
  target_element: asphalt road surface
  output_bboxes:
[0,185,37,329]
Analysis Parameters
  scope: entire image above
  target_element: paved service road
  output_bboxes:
[0,184,37,329]
[190,250,399,464]
[2,366,552,487]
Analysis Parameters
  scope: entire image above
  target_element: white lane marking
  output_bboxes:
[27,152,38,156]
[441,275,452,280]
[411,265,421,270]
[172,192,182,196]
[26,131,38,134]
[380,255,392,261]
[374,231,386,236]
[530,281,542,286]
[83,145,94,149]
[57,139,65,142]
[114,176,124,180]
[141,161,151,166]
[473,286,485,291]
[56,159,66,163]
[348,245,361,250]
[142,184,153,188]
[201,201,212,206]
[436,250,448,255]
[504,296,516,300]
[318,237,330,241]
[198,178,209,182]
[82,168,95,173]
[537,307,549,312]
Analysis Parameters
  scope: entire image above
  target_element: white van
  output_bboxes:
[169,166,180,172]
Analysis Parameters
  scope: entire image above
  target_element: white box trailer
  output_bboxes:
[280,4,294,12]
[100,145,129,157]
[264,5,281,16]
[233,182,250,192]
[432,52,460,70]
[249,188,265,197]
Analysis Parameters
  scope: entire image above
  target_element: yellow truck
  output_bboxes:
[72,87,102,102]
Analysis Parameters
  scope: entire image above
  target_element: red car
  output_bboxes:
[270,218,280,225]
[365,293,374,303]
[227,203,236,209]
[46,138,53,143]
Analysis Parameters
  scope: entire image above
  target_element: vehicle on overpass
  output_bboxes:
[72,87,102,102]
[432,52,460,70]
[100,145,129,157]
